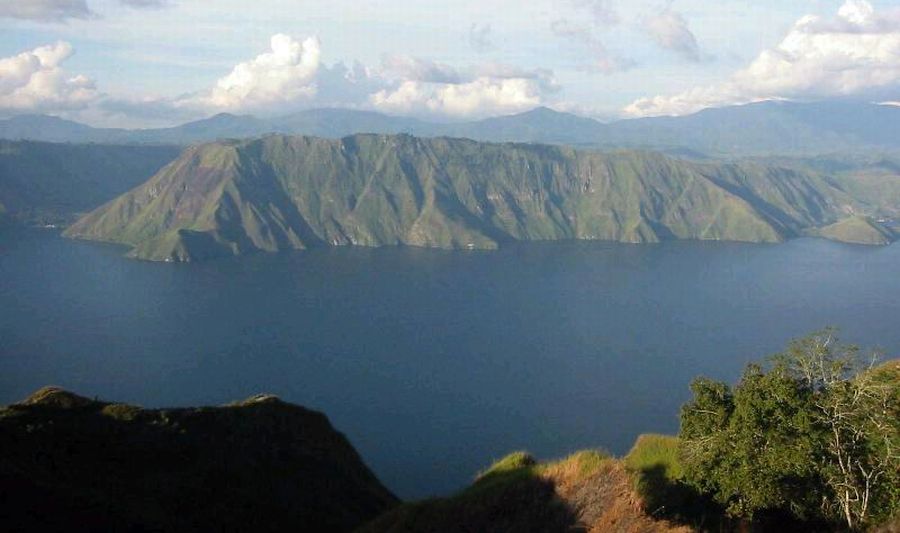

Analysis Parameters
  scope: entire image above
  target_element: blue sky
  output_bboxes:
[1,0,899,126]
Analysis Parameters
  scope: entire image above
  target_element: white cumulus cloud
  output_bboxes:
[378,55,463,84]
[370,77,551,118]
[625,0,900,117]
[369,57,557,119]
[179,34,557,120]
[184,34,321,113]
[0,34,559,124]
[0,41,99,112]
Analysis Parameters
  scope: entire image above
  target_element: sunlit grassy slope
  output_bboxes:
[64,134,880,261]
[359,446,693,533]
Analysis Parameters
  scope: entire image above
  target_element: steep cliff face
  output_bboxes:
[0,387,398,532]
[64,134,858,262]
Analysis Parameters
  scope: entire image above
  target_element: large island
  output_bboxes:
[63,134,893,262]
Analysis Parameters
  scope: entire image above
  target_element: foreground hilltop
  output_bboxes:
[362,445,691,533]
[0,388,690,533]
[65,133,885,262]
[0,387,397,532]
[1,355,896,531]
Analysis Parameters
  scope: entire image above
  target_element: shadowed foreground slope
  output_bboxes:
[65,134,872,262]
[0,387,397,532]
[359,450,691,533]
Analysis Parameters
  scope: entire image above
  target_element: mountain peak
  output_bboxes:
[519,106,565,117]
[4,114,79,124]
[198,112,254,123]
[21,386,95,409]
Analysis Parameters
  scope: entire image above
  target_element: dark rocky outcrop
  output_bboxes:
[0,387,397,532]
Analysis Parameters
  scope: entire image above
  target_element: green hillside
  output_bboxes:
[63,134,867,261]
[0,141,181,226]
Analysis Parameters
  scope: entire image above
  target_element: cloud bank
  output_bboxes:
[371,77,552,118]
[0,41,99,112]
[625,0,900,116]
[0,0,94,22]
[185,34,321,112]
[0,0,174,21]
[0,34,558,122]
[173,34,558,119]
[370,56,558,118]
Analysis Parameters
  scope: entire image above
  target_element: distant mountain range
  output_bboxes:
[64,133,896,262]
[4,101,900,156]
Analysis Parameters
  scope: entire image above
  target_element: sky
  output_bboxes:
[1,0,900,127]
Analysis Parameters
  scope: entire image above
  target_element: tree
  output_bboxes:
[776,330,899,529]
[678,330,899,529]
[679,366,822,521]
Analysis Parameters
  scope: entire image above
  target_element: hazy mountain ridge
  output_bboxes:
[63,133,875,262]
[6,101,900,156]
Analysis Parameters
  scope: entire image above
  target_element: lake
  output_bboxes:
[2,226,900,498]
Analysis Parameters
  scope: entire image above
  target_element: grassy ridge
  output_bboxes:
[65,134,875,261]
[358,448,690,533]
[815,215,896,245]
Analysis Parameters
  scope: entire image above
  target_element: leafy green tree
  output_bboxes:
[680,366,823,521]
[678,330,899,529]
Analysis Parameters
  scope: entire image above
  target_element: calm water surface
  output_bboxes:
[2,227,900,498]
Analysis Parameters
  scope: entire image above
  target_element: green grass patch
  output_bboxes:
[360,450,589,533]
[476,451,536,479]
[624,434,682,481]
[545,449,611,481]
[624,434,723,527]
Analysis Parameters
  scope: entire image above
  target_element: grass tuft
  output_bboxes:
[476,451,536,480]
[624,434,682,481]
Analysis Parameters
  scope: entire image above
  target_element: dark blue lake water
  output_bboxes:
[2,226,900,498]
